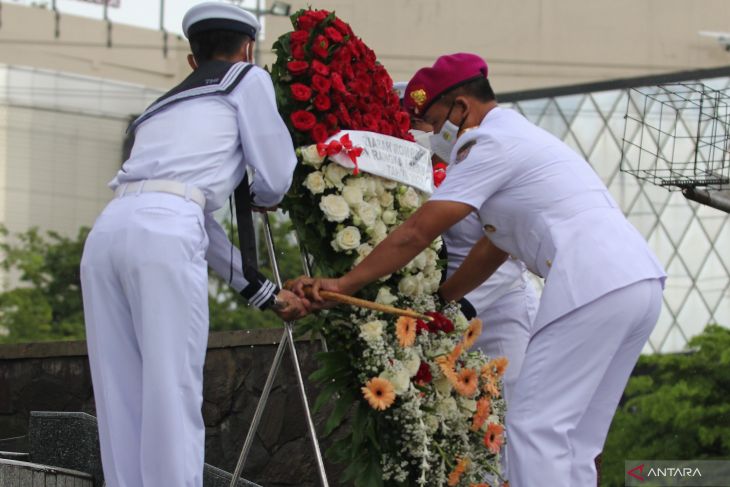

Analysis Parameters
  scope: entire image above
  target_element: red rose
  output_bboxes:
[378,120,394,135]
[297,15,316,31]
[290,110,316,131]
[324,26,343,43]
[287,60,309,76]
[425,312,455,334]
[415,319,430,335]
[311,74,332,93]
[395,111,410,132]
[291,44,306,60]
[336,103,352,126]
[290,83,312,102]
[311,59,330,76]
[313,94,332,111]
[330,72,347,93]
[290,30,309,44]
[311,123,329,143]
[325,113,338,128]
[414,362,433,385]
[332,17,352,36]
[363,113,379,132]
[312,34,329,59]
[308,9,329,22]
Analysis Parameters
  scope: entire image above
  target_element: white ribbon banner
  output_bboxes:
[328,130,434,194]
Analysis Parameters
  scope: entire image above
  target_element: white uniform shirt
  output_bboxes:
[110,63,297,296]
[431,106,666,330]
[443,212,527,316]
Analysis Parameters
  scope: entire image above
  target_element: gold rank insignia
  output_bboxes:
[409,89,427,114]
[455,140,476,164]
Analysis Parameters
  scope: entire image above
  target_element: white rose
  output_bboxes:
[424,248,439,268]
[354,202,377,228]
[380,365,410,394]
[381,178,398,190]
[398,275,420,297]
[363,178,378,197]
[375,286,398,306]
[459,398,478,413]
[366,199,382,217]
[382,209,397,225]
[373,178,386,196]
[368,220,388,244]
[378,192,394,208]
[402,348,421,377]
[434,376,453,395]
[345,177,368,194]
[412,251,428,270]
[300,145,325,167]
[303,171,326,195]
[319,194,350,222]
[341,185,364,207]
[360,320,385,342]
[397,187,421,209]
[354,243,373,266]
[332,226,361,251]
[324,163,350,188]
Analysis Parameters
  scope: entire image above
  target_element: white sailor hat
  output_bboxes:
[182,2,261,39]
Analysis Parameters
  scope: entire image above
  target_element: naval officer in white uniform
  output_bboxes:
[396,81,538,406]
[80,3,306,486]
[293,54,665,487]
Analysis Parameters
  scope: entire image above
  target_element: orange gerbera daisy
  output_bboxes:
[471,396,491,431]
[463,318,483,349]
[482,374,501,399]
[361,377,396,411]
[489,356,509,378]
[436,342,463,383]
[447,457,470,486]
[483,423,505,454]
[395,315,417,347]
[454,367,479,397]
[470,484,491,487]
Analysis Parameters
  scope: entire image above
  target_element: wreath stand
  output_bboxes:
[229,213,331,487]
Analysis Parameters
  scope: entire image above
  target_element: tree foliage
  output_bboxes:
[601,325,730,486]
[0,216,303,344]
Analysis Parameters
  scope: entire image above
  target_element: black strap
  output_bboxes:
[234,172,259,272]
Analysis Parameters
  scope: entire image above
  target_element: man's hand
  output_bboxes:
[286,276,347,310]
[272,289,310,321]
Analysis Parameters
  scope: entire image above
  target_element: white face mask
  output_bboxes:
[428,120,459,162]
[410,129,433,151]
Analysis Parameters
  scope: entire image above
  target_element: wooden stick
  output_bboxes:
[303,287,433,322]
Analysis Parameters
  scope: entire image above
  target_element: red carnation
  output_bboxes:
[324,26,343,43]
[414,362,433,385]
[312,34,329,59]
[311,123,329,143]
[330,72,347,93]
[290,30,309,44]
[287,60,309,76]
[311,74,332,93]
[378,120,394,135]
[415,319,430,335]
[313,94,332,111]
[290,83,312,102]
[311,59,330,76]
[290,110,316,131]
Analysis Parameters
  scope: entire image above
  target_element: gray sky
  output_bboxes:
[6,0,262,34]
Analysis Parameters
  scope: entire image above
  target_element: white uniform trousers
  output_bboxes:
[473,281,537,486]
[506,278,663,487]
[81,192,210,487]
[473,281,538,404]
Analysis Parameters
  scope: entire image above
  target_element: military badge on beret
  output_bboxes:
[409,88,427,114]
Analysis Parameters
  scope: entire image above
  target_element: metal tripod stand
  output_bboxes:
[229,213,330,487]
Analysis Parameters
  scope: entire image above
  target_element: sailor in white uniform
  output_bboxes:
[80,3,306,486]
[294,54,665,487]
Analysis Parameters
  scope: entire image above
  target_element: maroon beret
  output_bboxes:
[404,53,488,116]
